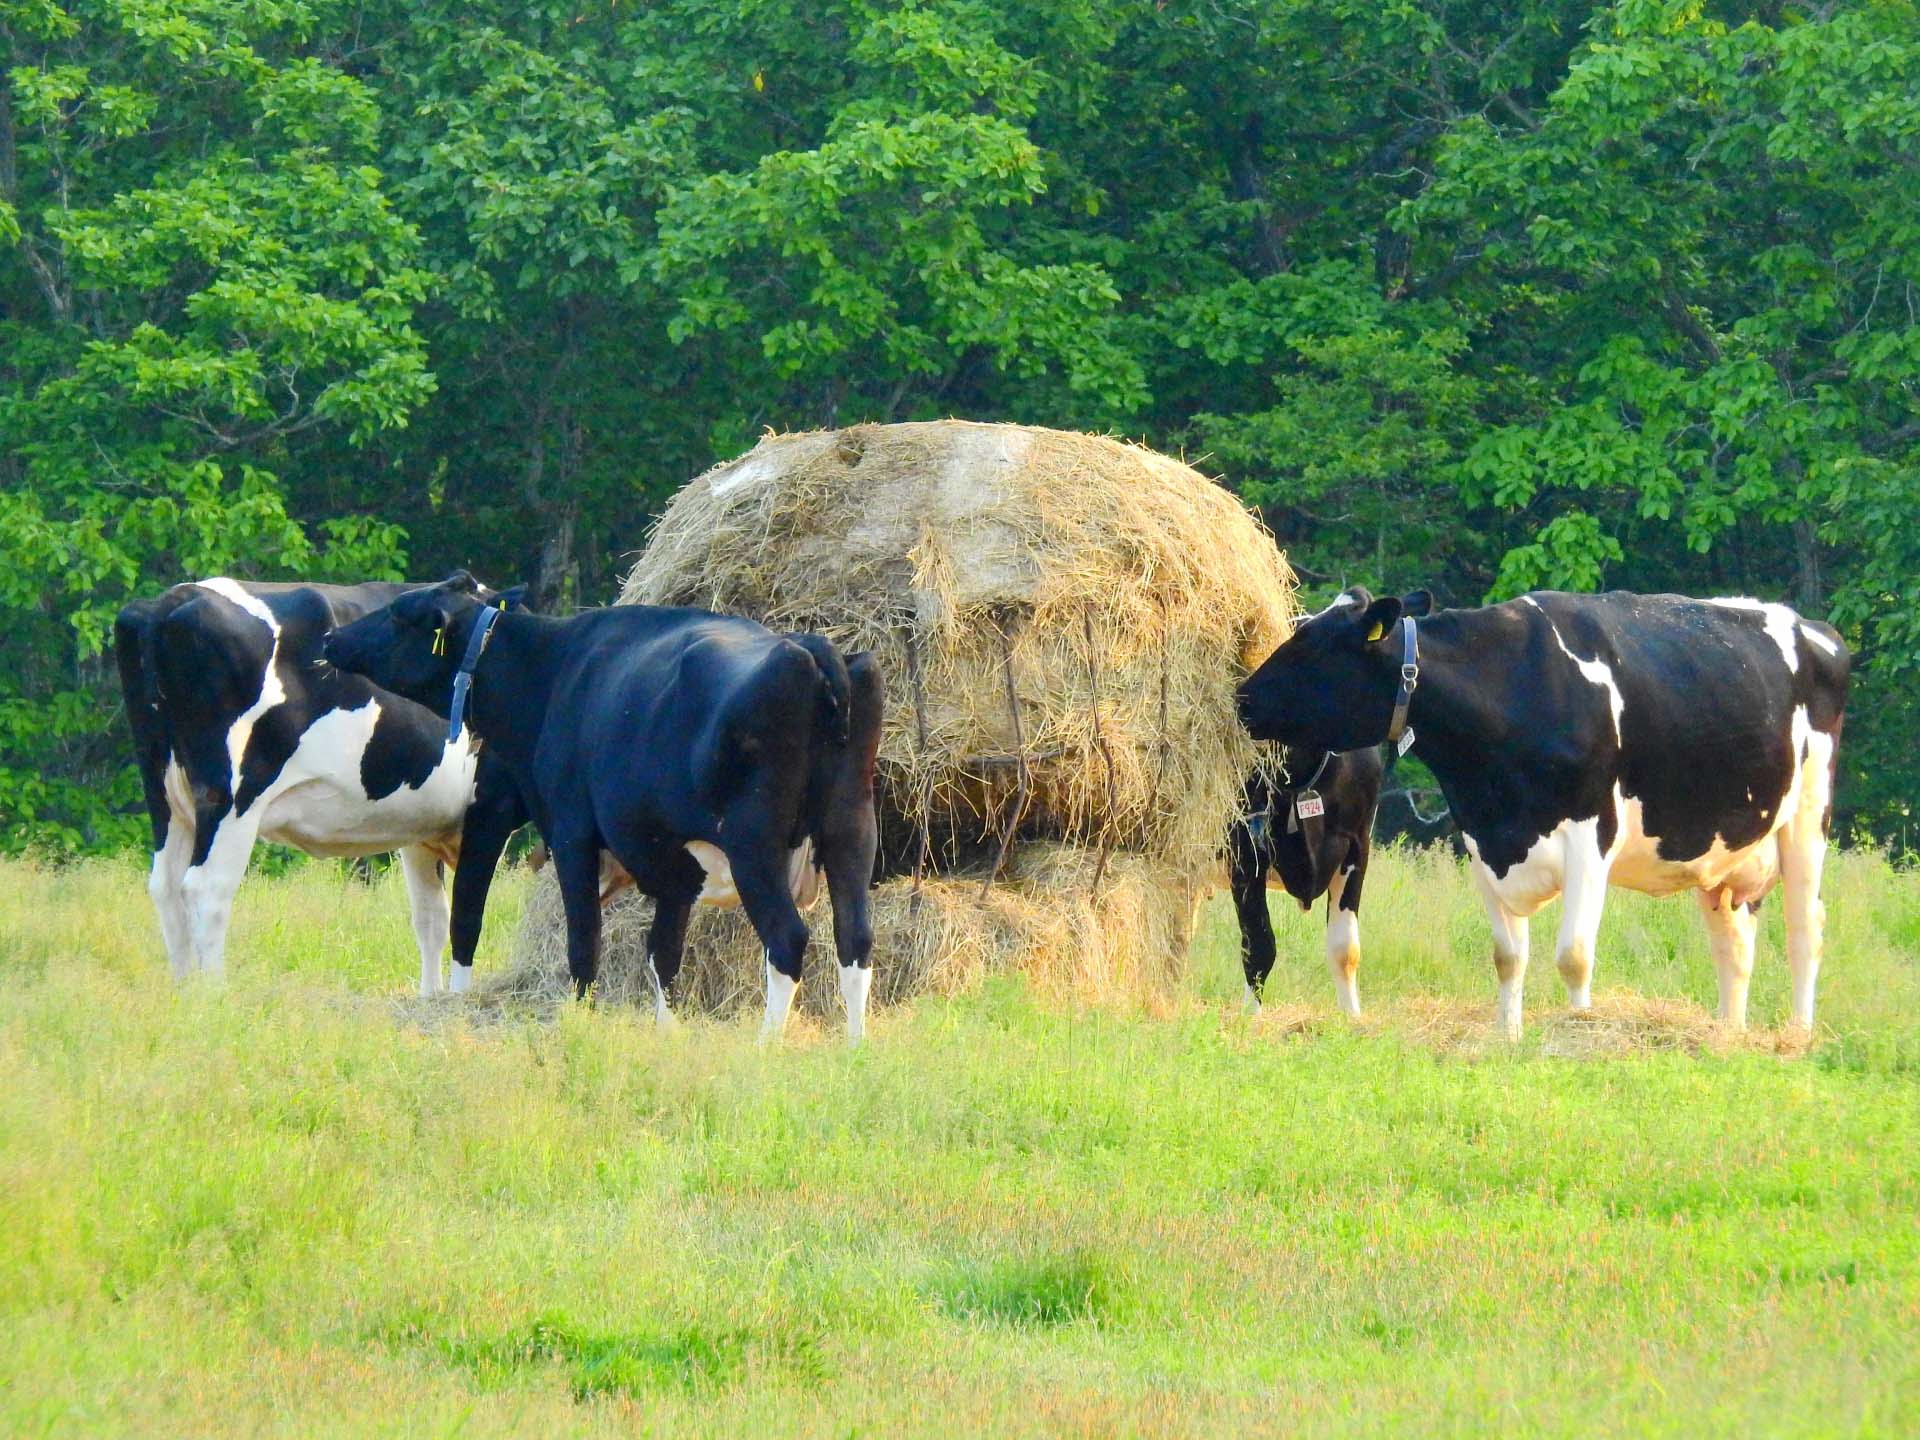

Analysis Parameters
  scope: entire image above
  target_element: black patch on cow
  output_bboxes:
[360,693,457,800]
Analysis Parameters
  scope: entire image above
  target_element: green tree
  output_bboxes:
[1410,0,1920,835]
[0,0,427,851]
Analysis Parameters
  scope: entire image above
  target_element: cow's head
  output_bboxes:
[324,571,528,714]
[1236,586,1433,750]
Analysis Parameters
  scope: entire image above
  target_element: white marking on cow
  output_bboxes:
[1242,982,1262,1015]
[1705,597,1801,673]
[1800,624,1841,658]
[1324,867,1361,1017]
[646,953,674,1028]
[195,577,276,627]
[196,579,288,798]
[1540,616,1626,745]
[839,963,872,1044]
[256,701,478,857]
[683,839,821,909]
[761,956,797,1041]
[449,962,473,995]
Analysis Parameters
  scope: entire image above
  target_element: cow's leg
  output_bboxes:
[816,648,883,1043]
[397,845,451,997]
[1780,814,1829,1032]
[179,804,261,977]
[820,832,876,1044]
[148,818,195,980]
[1229,828,1276,1014]
[729,846,811,1042]
[1555,821,1610,1012]
[1696,889,1757,1027]
[815,789,880,1043]
[1471,858,1531,1039]
[447,775,527,995]
[646,897,693,1029]
[550,839,605,1001]
[1324,844,1366,1018]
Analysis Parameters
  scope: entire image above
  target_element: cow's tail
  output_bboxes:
[115,598,174,849]
[790,632,854,747]
[788,637,882,858]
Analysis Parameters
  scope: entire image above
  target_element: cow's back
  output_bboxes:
[1523,591,1847,870]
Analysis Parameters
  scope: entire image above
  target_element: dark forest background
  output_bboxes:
[4,0,1916,854]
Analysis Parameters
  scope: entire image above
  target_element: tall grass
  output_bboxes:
[2,848,1916,1436]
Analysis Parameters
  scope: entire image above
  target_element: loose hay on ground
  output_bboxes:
[1389,993,1814,1060]
[497,845,1200,1020]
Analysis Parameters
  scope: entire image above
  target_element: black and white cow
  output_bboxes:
[323,576,884,1041]
[1237,588,1848,1036]
[1229,746,1383,1017]
[114,575,518,994]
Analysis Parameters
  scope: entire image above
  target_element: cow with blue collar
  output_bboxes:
[323,575,884,1041]
[1237,587,1849,1037]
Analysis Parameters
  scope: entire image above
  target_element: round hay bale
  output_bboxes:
[497,844,1198,1019]
[620,420,1295,877]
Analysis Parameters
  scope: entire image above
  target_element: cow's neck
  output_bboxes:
[1280,746,1332,792]
[1398,611,1522,795]
[461,612,564,766]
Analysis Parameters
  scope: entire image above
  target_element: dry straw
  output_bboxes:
[499,420,1296,1013]
[501,844,1196,1021]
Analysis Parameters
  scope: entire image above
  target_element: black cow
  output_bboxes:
[1238,588,1848,1036]
[324,576,884,1041]
[1229,746,1383,1016]
[114,575,522,993]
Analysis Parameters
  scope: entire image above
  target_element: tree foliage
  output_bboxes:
[4,0,1916,852]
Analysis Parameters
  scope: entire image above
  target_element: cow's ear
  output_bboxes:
[494,584,531,612]
[394,590,453,634]
[1401,589,1434,618]
[444,570,479,594]
[1361,595,1404,645]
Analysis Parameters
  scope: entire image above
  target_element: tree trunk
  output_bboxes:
[1793,516,1824,618]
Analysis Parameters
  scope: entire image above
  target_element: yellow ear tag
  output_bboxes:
[1366,621,1386,643]
[432,626,446,656]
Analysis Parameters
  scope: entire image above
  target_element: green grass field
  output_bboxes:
[3,847,1917,1437]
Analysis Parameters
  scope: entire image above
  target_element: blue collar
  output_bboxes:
[1386,615,1419,755]
[448,605,504,744]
